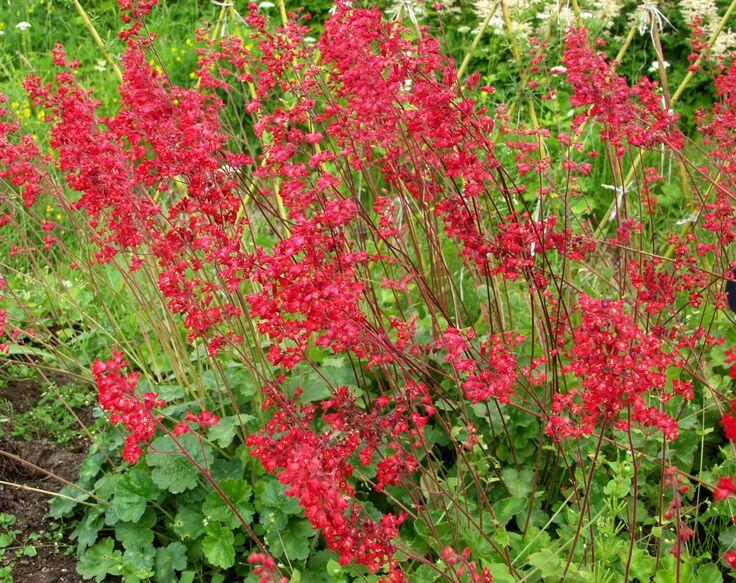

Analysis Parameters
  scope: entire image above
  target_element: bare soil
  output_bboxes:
[0,379,89,582]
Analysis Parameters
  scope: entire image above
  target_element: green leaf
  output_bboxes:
[257,477,300,513]
[326,559,342,577]
[113,467,159,522]
[77,538,124,582]
[115,521,154,550]
[21,545,37,557]
[654,554,694,583]
[49,484,89,518]
[501,468,533,498]
[223,365,257,399]
[487,564,515,583]
[155,542,188,583]
[121,546,156,581]
[94,474,121,499]
[146,434,212,494]
[202,478,254,528]
[625,547,655,583]
[696,563,723,583]
[72,511,105,553]
[208,415,251,448]
[286,362,332,403]
[255,477,301,530]
[172,506,205,541]
[6,344,55,360]
[528,548,563,579]
[202,523,235,569]
[719,526,736,548]
[495,497,526,527]
[266,518,313,561]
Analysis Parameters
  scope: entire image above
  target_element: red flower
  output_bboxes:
[724,552,736,569]
[173,422,190,436]
[722,411,736,440]
[714,476,736,502]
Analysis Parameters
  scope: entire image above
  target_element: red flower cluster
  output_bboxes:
[0,100,45,208]
[548,295,688,440]
[6,0,736,578]
[246,384,407,572]
[440,547,493,582]
[563,28,682,157]
[246,552,287,583]
[173,410,220,435]
[441,327,525,405]
[662,468,694,559]
[93,350,163,463]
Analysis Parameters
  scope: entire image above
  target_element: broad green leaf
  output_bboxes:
[72,511,104,553]
[501,467,533,498]
[155,542,188,583]
[624,547,655,583]
[113,467,159,522]
[202,523,235,569]
[115,521,154,550]
[121,546,156,581]
[172,506,205,541]
[654,555,694,583]
[696,563,723,583]
[719,526,736,548]
[49,484,89,518]
[326,559,342,577]
[495,497,526,527]
[528,548,563,580]
[202,478,254,528]
[286,362,332,403]
[146,434,212,494]
[255,477,301,530]
[266,518,313,561]
[208,415,252,448]
[6,344,55,360]
[77,538,124,582]
[487,563,515,583]
[94,474,121,499]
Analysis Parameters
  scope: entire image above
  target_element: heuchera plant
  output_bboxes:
[4,0,736,580]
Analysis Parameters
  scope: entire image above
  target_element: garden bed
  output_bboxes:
[0,379,91,582]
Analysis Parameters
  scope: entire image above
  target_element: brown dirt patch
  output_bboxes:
[0,379,92,582]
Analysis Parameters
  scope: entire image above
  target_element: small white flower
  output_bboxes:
[15,21,31,31]
[676,213,699,226]
[648,60,670,73]
[258,1,274,8]
[303,36,316,43]
[94,59,107,72]
[550,65,567,75]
